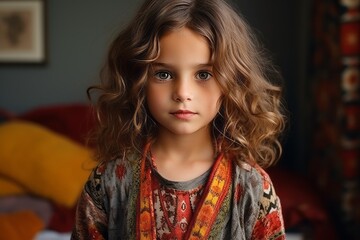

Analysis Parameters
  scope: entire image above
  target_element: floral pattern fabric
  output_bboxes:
[71,150,285,240]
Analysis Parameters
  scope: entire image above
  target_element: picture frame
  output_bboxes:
[0,0,46,64]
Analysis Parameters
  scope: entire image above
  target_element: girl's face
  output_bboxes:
[146,27,222,137]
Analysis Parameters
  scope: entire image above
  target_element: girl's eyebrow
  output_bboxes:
[152,62,213,69]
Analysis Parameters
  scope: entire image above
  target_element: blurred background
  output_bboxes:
[0,0,359,239]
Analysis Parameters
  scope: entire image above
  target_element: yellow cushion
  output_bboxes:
[0,177,25,196]
[0,121,96,207]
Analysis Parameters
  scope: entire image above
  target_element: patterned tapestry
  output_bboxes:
[309,0,360,239]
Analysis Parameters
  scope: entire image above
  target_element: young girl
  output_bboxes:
[72,0,286,239]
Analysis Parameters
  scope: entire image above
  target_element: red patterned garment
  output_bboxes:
[152,171,206,238]
[251,165,285,240]
[71,149,285,240]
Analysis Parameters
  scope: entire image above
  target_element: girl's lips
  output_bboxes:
[170,110,196,120]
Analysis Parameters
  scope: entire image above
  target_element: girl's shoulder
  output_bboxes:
[94,156,136,177]
[233,160,271,187]
[233,159,283,229]
[94,153,141,185]
[85,153,141,196]
[232,159,278,204]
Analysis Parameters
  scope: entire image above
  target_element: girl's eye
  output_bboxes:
[154,71,172,80]
[196,71,212,80]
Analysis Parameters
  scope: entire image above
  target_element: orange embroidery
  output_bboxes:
[137,144,232,240]
[186,155,232,239]
[138,143,155,239]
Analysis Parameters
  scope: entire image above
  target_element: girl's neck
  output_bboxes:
[152,128,215,162]
[149,128,217,181]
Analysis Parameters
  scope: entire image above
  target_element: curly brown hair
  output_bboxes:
[88,0,286,168]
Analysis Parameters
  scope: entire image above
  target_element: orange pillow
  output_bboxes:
[0,211,44,240]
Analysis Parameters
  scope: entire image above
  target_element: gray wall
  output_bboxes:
[0,0,143,113]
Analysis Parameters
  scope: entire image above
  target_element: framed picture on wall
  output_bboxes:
[0,0,46,64]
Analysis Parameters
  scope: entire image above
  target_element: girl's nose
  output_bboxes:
[172,78,193,102]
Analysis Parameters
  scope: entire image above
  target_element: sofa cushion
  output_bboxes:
[0,120,96,207]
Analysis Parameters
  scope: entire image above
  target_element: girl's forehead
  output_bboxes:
[156,27,212,66]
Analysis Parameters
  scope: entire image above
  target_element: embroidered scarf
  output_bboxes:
[136,143,233,239]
